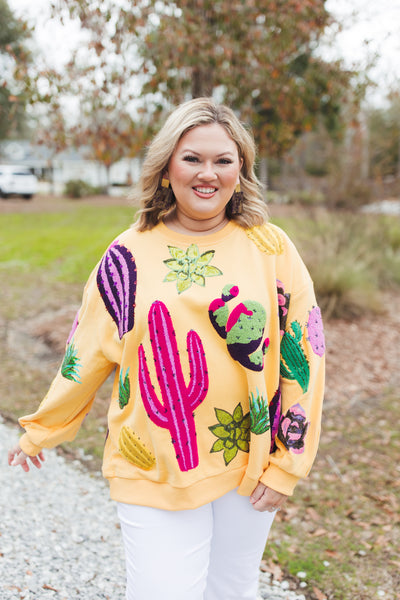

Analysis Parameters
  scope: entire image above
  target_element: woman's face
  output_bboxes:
[166,123,242,228]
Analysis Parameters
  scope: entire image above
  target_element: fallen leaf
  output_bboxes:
[306,507,321,521]
[43,584,58,592]
[312,586,327,600]
[312,528,328,537]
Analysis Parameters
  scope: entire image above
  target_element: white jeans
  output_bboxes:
[117,489,276,600]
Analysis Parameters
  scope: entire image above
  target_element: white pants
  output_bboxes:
[117,489,276,600]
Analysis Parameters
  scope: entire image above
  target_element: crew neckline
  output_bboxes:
[156,220,238,245]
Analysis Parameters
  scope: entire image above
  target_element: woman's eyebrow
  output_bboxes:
[180,148,235,157]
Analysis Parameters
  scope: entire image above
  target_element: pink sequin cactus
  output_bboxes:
[138,301,209,472]
[306,306,325,357]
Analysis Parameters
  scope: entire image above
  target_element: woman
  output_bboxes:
[9,98,325,600]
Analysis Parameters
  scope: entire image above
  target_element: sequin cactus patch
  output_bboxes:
[97,242,137,339]
[209,403,251,465]
[249,390,270,435]
[278,403,309,454]
[269,388,281,453]
[208,284,269,371]
[280,321,310,393]
[118,367,130,409]
[163,244,222,294]
[277,280,290,336]
[138,301,209,472]
[119,426,156,470]
[306,306,325,357]
[61,339,82,384]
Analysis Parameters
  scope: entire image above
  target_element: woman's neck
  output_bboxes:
[163,210,229,236]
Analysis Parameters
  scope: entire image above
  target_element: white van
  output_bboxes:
[0,164,38,199]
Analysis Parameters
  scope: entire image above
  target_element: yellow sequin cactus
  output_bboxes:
[245,223,284,255]
[119,426,156,470]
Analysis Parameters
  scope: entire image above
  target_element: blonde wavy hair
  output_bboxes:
[133,97,268,230]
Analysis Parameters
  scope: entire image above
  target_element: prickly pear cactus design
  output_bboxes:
[269,388,281,453]
[249,390,270,435]
[280,321,310,393]
[209,403,251,465]
[163,244,223,294]
[138,301,209,472]
[278,403,309,454]
[246,224,284,255]
[118,368,130,409]
[119,426,156,470]
[61,339,82,384]
[97,242,137,339]
[306,306,325,357]
[277,280,290,335]
[208,284,269,371]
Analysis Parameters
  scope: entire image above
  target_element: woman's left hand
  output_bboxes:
[250,482,288,512]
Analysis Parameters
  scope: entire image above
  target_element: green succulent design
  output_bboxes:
[249,390,270,435]
[61,339,82,384]
[209,403,250,465]
[163,244,223,294]
[118,367,130,409]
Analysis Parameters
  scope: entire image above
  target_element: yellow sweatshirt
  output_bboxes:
[19,221,325,510]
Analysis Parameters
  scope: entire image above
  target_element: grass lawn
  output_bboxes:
[1,198,399,600]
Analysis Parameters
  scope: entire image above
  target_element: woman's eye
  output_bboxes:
[218,158,233,165]
[183,155,199,163]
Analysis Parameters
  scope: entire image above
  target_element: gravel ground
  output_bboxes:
[1,420,307,600]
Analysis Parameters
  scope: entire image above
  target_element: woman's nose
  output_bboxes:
[198,161,216,179]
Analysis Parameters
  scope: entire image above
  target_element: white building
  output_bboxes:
[0,140,142,195]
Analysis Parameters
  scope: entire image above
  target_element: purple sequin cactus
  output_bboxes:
[97,243,137,339]
[138,301,209,472]
[306,306,325,357]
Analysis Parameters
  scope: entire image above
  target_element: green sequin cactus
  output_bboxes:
[118,368,130,409]
[209,403,250,465]
[280,321,310,393]
[61,339,82,384]
[249,390,270,434]
[163,244,222,294]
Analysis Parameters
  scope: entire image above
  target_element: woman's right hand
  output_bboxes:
[8,444,45,472]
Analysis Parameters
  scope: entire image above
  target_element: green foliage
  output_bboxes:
[368,94,400,178]
[49,0,357,159]
[288,190,326,206]
[0,205,135,283]
[64,179,103,198]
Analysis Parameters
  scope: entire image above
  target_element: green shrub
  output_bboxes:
[304,162,330,177]
[64,179,103,198]
[272,213,400,319]
[289,189,326,206]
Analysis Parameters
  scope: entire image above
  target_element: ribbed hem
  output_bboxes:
[19,432,43,457]
[107,467,250,511]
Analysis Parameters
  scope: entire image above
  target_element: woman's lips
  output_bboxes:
[193,186,218,198]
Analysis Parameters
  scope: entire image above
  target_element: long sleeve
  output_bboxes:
[260,234,325,496]
[19,268,118,456]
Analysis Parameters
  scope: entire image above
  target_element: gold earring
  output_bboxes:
[230,183,244,215]
[153,176,174,209]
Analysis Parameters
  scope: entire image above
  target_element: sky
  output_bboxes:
[8,0,400,106]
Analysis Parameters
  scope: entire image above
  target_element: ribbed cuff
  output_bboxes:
[19,433,43,457]
[259,464,300,496]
